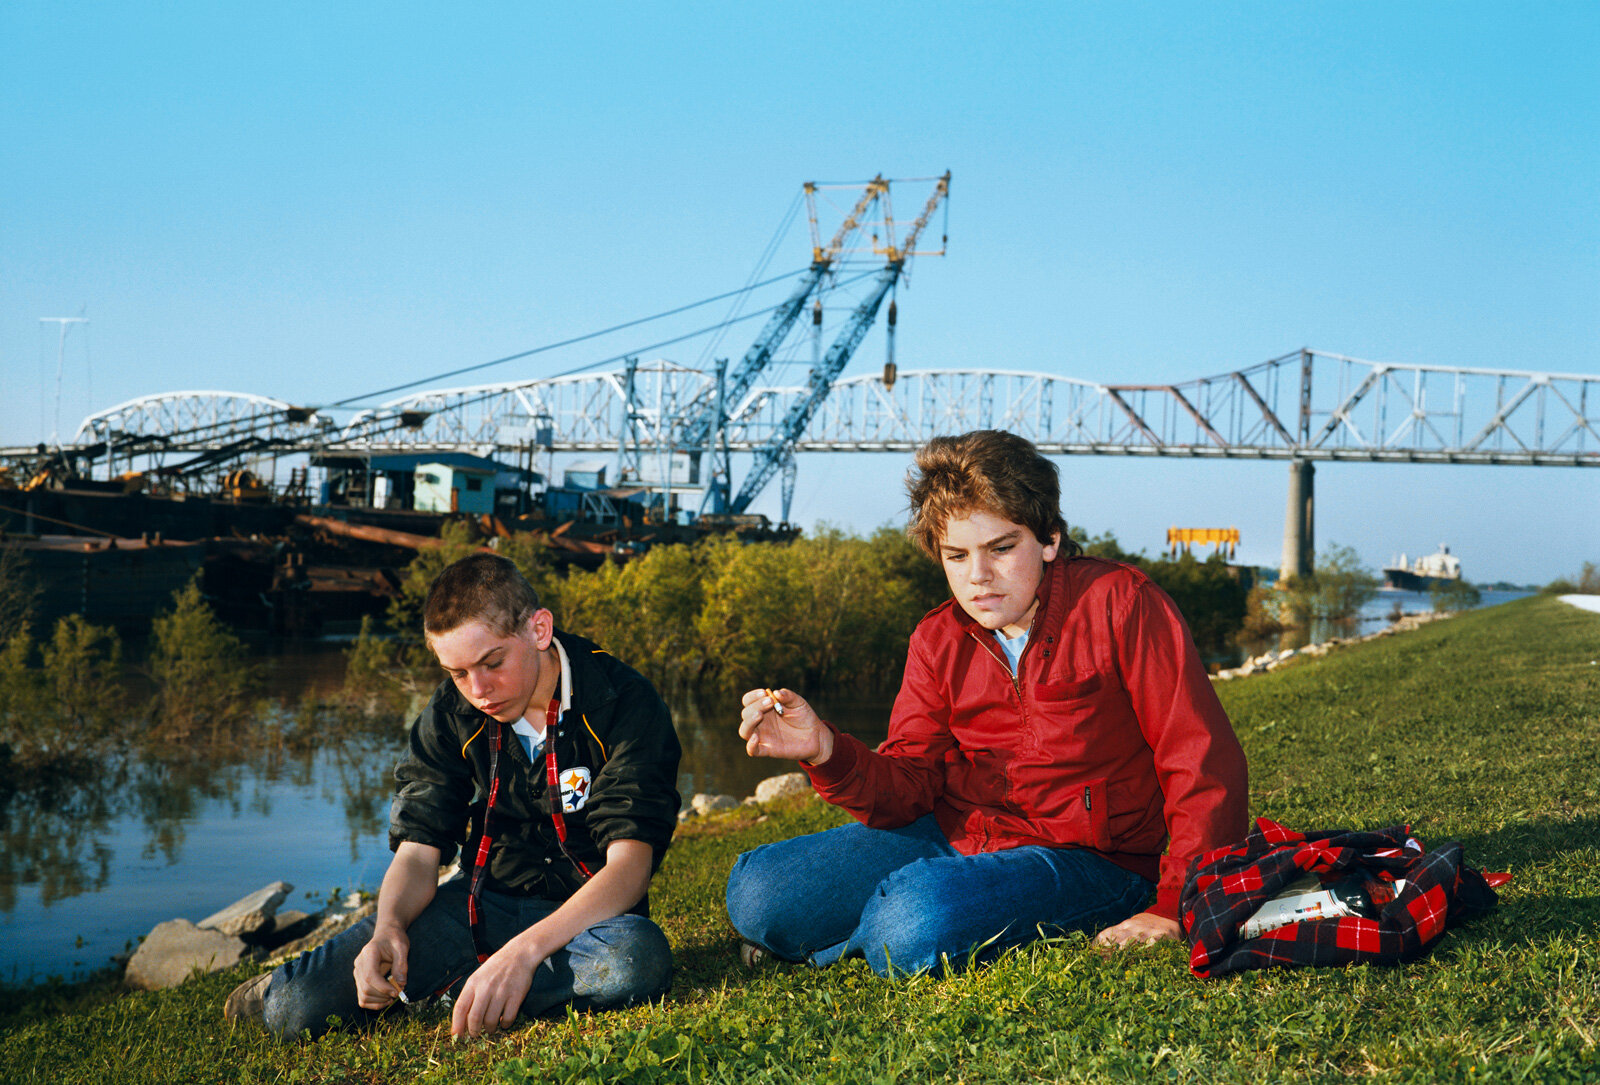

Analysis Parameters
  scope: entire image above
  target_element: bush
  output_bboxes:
[556,540,712,699]
[147,578,253,740]
[1431,578,1482,613]
[41,615,124,737]
[0,616,123,755]
[1141,551,1249,660]
[0,546,38,645]
[0,625,41,739]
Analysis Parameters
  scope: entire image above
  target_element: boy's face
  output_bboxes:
[938,509,1060,638]
[428,610,554,724]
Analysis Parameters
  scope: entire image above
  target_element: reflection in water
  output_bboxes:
[0,754,121,912]
[0,711,405,984]
[0,723,402,919]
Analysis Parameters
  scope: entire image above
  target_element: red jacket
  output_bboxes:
[807,555,1249,919]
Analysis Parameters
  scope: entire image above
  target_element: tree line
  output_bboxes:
[358,521,1260,705]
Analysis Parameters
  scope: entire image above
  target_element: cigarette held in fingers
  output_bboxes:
[388,976,411,1004]
[764,688,785,716]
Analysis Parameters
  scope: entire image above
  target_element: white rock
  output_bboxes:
[125,919,248,990]
[753,772,812,804]
[198,880,292,938]
[691,793,739,815]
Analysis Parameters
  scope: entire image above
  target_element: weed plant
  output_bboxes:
[2,595,1597,1083]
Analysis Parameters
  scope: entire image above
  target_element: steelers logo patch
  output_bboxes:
[559,767,593,812]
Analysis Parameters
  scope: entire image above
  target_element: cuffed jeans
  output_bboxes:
[725,814,1153,977]
[261,880,672,1039]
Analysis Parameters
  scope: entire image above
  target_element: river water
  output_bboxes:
[0,649,891,986]
[0,589,1527,985]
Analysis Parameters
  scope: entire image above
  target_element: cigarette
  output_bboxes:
[389,976,411,1004]
[764,688,785,717]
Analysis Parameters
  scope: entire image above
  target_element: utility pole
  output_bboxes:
[39,316,88,447]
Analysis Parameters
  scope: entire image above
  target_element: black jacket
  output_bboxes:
[388,629,682,901]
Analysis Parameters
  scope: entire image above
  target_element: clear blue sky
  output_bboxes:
[3,2,1596,584]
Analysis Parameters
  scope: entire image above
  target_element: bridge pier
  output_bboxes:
[1279,458,1315,580]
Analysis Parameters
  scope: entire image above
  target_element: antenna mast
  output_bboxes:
[39,315,88,446]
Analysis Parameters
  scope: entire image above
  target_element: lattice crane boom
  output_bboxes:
[729,172,951,515]
[679,177,887,461]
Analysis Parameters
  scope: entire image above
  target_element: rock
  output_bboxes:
[677,808,695,822]
[125,919,248,990]
[244,909,319,949]
[267,900,377,966]
[753,772,812,804]
[691,793,739,816]
[198,880,292,938]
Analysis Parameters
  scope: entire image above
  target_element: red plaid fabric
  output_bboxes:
[1180,817,1501,978]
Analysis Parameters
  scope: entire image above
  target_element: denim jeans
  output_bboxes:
[261,880,672,1039]
[725,814,1153,976]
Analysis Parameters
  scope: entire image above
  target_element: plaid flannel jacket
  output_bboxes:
[1180,817,1500,978]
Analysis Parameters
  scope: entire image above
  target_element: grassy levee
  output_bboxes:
[2,595,1596,1083]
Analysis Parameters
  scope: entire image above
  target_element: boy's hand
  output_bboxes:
[353,924,410,1009]
[1094,911,1181,948]
[739,688,833,765]
[451,942,542,1038]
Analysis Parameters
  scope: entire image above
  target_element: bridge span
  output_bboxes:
[11,348,1597,578]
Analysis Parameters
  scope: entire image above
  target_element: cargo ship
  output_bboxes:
[1382,544,1462,592]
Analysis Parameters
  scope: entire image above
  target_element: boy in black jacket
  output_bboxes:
[227,553,681,1038]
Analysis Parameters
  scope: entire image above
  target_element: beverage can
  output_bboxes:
[1239,874,1406,939]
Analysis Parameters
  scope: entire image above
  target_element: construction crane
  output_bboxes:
[728,171,951,517]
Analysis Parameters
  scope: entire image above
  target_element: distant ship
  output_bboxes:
[1383,544,1462,591]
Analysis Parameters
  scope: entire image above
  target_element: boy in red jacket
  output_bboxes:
[726,430,1248,973]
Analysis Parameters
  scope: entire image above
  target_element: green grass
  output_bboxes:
[3,595,1597,1083]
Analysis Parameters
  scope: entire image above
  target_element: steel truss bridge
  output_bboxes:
[61,349,1600,477]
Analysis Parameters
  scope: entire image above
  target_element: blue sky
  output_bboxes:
[3,2,1596,584]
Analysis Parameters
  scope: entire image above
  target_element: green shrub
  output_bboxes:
[0,545,38,645]
[41,615,124,737]
[147,578,252,740]
[1431,578,1483,612]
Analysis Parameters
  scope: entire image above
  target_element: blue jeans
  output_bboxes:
[725,815,1153,976]
[261,880,672,1039]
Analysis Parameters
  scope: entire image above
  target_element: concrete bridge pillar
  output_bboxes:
[1280,458,1315,580]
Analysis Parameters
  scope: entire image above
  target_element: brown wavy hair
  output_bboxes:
[905,430,1080,559]
[423,552,542,639]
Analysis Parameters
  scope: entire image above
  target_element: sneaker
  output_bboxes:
[223,971,273,1023]
[738,941,769,969]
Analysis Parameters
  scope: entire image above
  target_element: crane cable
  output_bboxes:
[695,188,806,370]
[339,269,882,427]
[332,265,811,408]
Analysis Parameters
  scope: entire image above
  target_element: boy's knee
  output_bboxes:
[725,848,770,934]
[260,974,336,1040]
[858,869,985,977]
[575,917,673,1005]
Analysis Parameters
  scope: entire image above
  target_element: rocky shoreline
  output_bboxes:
[1210,610,1451,681]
